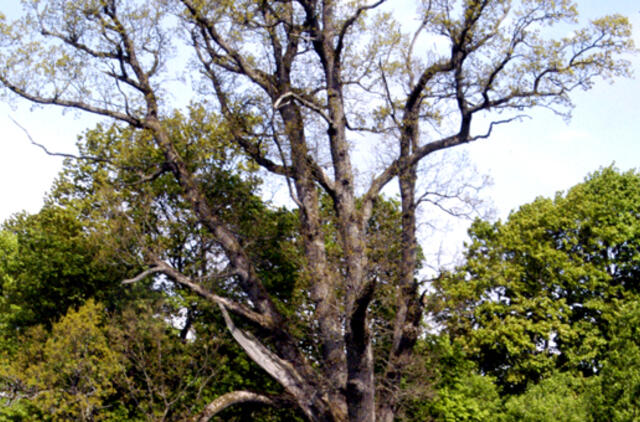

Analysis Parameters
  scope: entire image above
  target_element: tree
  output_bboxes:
[0,300,123,421]
[47,112,429,420]
[0,1,633,420]
[0,206,143,334]
[501,372,592,422]
[433,167,640,392]
[588,300,640,421]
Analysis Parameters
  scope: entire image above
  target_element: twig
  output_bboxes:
[9,115,111,163]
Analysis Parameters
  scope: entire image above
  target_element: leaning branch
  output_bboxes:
[216,303,316,421]
[192,391,276,422]
[123,260,275,331]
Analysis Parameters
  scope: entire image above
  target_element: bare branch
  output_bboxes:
[192,391,276,422]
[9,116,113,163]
[122,266,164,285]
[274,91,334,126]
[216,303,317,420]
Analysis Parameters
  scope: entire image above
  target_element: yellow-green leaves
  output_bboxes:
[0,300,123,421]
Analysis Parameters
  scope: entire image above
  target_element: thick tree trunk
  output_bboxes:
[377,109,424,420]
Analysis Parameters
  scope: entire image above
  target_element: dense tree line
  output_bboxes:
[2,147,639,421]
[0,0,635,420]
[430,167,640,421]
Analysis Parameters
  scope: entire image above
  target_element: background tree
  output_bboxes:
[0,1,634,420]
[0,206,143,334]
[500,372,593,422]
[587,300,640,422]
[0,300,123,421]
[434,167,640,392]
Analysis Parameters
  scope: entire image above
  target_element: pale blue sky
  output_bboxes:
[467,1,640,219]
[1,0,638,237]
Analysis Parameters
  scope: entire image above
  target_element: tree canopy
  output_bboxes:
[434,167,640,398]
[0,1,634,421]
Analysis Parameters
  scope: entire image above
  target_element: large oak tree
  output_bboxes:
[0,1,633,420]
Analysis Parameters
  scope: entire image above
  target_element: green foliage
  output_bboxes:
[0,206,140,333]
[407,336,502,422]
[502,372,592,422]
[588,301,640,421]
[435,167,640,391]
[0,300,123,421]
[0,112,309,420]
[431,374,501,422]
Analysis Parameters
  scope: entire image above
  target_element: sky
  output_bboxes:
[1,1,639,253]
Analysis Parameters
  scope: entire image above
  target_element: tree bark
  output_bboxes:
[192,391,274,422]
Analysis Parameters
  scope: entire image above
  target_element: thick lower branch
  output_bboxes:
[192,391,274,422]
[217,304,336,422]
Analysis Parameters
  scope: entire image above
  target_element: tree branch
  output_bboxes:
[0,76,142,126]
[216,303,319,421]
[9,116,113,163]
[192,391,276,422]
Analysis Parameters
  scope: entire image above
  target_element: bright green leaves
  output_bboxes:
[435,167,640,391]
[425,167,640,419]
[501,372,593,422]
